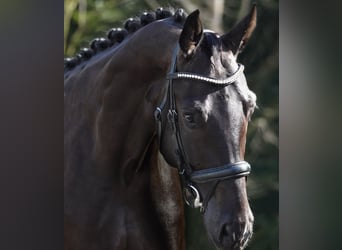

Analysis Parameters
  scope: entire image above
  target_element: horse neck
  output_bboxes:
[93,21,181,183]
[102,23,185,248]
[64,21,186,249]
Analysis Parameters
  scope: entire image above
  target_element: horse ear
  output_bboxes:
[221,5,257,55]
[179,9,203,57]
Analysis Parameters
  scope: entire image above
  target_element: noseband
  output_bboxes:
[154,44,251,213]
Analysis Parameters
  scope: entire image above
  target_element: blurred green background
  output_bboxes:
[64,0,278,249]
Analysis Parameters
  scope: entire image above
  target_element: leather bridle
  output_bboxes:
[154,44,251,213]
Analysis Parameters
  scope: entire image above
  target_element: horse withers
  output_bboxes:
[64,6,257,250]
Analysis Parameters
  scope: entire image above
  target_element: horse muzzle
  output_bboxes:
[203,178,254,250]
[218,217,254,250]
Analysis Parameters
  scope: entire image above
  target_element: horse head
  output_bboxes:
[156,6,257,250]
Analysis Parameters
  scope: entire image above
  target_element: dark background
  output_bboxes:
[0,0,341,250]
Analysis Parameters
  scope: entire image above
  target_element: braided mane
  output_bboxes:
[64,7,187,71]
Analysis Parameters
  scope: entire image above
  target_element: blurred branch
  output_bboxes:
[236,0,250,21]
[65,0,87,55]
[143,0,159,10]
[173,0,197,13]
[78,0,87,27]
[64,0,79,53]
[211,0,224,33]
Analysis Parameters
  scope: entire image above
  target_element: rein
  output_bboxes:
[154,44,251,213]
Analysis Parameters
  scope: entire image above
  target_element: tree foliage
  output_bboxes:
[64,1,279,249]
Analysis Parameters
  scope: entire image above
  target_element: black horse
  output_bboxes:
[64,6,257,250]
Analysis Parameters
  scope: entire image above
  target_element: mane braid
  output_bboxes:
[64,7,187,71]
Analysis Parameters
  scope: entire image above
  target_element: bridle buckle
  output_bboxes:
[184,184,203,210]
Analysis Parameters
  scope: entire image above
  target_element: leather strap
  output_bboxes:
[190,161,251,183]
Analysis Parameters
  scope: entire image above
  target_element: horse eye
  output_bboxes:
[184,114,195,125]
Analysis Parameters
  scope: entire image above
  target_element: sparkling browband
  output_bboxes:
[167,64,244,85]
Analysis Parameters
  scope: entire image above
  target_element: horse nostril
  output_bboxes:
[220,224,236,245]
[220,223,252,250]
[221,224,231,239]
